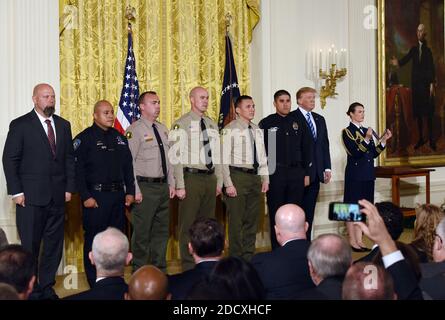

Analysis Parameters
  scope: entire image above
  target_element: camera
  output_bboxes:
[328,202,365,222]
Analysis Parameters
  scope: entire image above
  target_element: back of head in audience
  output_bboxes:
[375,202,404,240]
[90,227,132,277]
[0,244,35,300]
[342,262,396,300]
[0,283,19,300]
[188,217,224,261]
[413,204,445,261]
[433,218,445,262]
[126,265,170,300]
[307,234,352,285]
[274,204,308,245]
[206,256,265,300]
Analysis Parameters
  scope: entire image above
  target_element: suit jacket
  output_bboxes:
[168,261,218,300]
[294,276,344,300]
[354,247,380,263]
[251,239,314,299]
[420,261,445,300]
[291,109,331,183]
[386,259,423,300]
[2,110,76,206]
[342,123,385,182]
[398,41,435,116]
[64,276,128,300]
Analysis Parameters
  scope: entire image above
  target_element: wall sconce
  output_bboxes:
[307,45,347,109]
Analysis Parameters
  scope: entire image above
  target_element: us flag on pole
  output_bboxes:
[114,25,140,134]
[218,33,240,131]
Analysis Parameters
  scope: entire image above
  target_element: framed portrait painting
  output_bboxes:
[378,0,445,166]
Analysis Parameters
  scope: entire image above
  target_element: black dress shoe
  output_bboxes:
[351,246,371,252]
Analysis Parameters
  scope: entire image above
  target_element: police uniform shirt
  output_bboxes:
[258,113,312,173]
[73,123,135,200]
[221,118,269,187]
[170,111,223,189]
[125,118,175,194]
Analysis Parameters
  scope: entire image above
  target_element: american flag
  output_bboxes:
[218,33,240,131]
[114,26,140,134]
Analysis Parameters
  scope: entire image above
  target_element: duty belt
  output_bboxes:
[229,166,257,174]
[90,182,124,192]
[136,176,167,183]
[184,167,215,175]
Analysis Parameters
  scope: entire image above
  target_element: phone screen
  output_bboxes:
[329,202,365,222]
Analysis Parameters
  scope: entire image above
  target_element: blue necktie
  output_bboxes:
[306,112,316,139]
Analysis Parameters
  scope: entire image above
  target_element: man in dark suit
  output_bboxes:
[291,87,331,240]
[391,23,436,150]
[168,217,224,300]
[64,228,131,300]
[2,83,75,299]
[295,234,351,300]
[251,204,314,299]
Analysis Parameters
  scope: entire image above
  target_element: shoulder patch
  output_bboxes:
[73,138,81,151]
[125,131,132,139]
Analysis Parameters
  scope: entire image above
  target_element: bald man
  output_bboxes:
[170,86,223,271]
[125,265,170,300]
[251,204,314,299]
[2,83,75,299]
[73,100,135,287]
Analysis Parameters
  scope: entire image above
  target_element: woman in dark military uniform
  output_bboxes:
[342,102,392,251]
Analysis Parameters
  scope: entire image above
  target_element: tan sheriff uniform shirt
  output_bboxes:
[125,118,174,194]
[221,118,269,187]
[170,110,223,189]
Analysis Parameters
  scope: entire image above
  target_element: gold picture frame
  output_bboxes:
[378,0,445,166]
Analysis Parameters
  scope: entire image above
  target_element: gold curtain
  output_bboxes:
[59,0,260,271]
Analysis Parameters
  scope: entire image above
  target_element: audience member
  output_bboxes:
[356,201,404,262]
[251,204,314,299]
[342,262,396,300]
[410,204,444,262]
[203,256,265,300]
[354,199,423,300]
[0,244,35,300]
[125,265,170,300]
[419,217,445,299]
[296,234,351,300]
[64,228,132,300]
[0,283,19,300]
[168,217,224,299]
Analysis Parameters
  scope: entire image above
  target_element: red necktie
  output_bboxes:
[45,119,56,157]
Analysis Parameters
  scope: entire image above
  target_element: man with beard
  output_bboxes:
[2,83,76,299]
[73,100,135,287]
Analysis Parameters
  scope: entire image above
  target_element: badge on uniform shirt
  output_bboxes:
[125,131,132,139]
[144,134,153,142]
[292,122,299,130]
[116,136,127,145]
[73,138,81,151]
